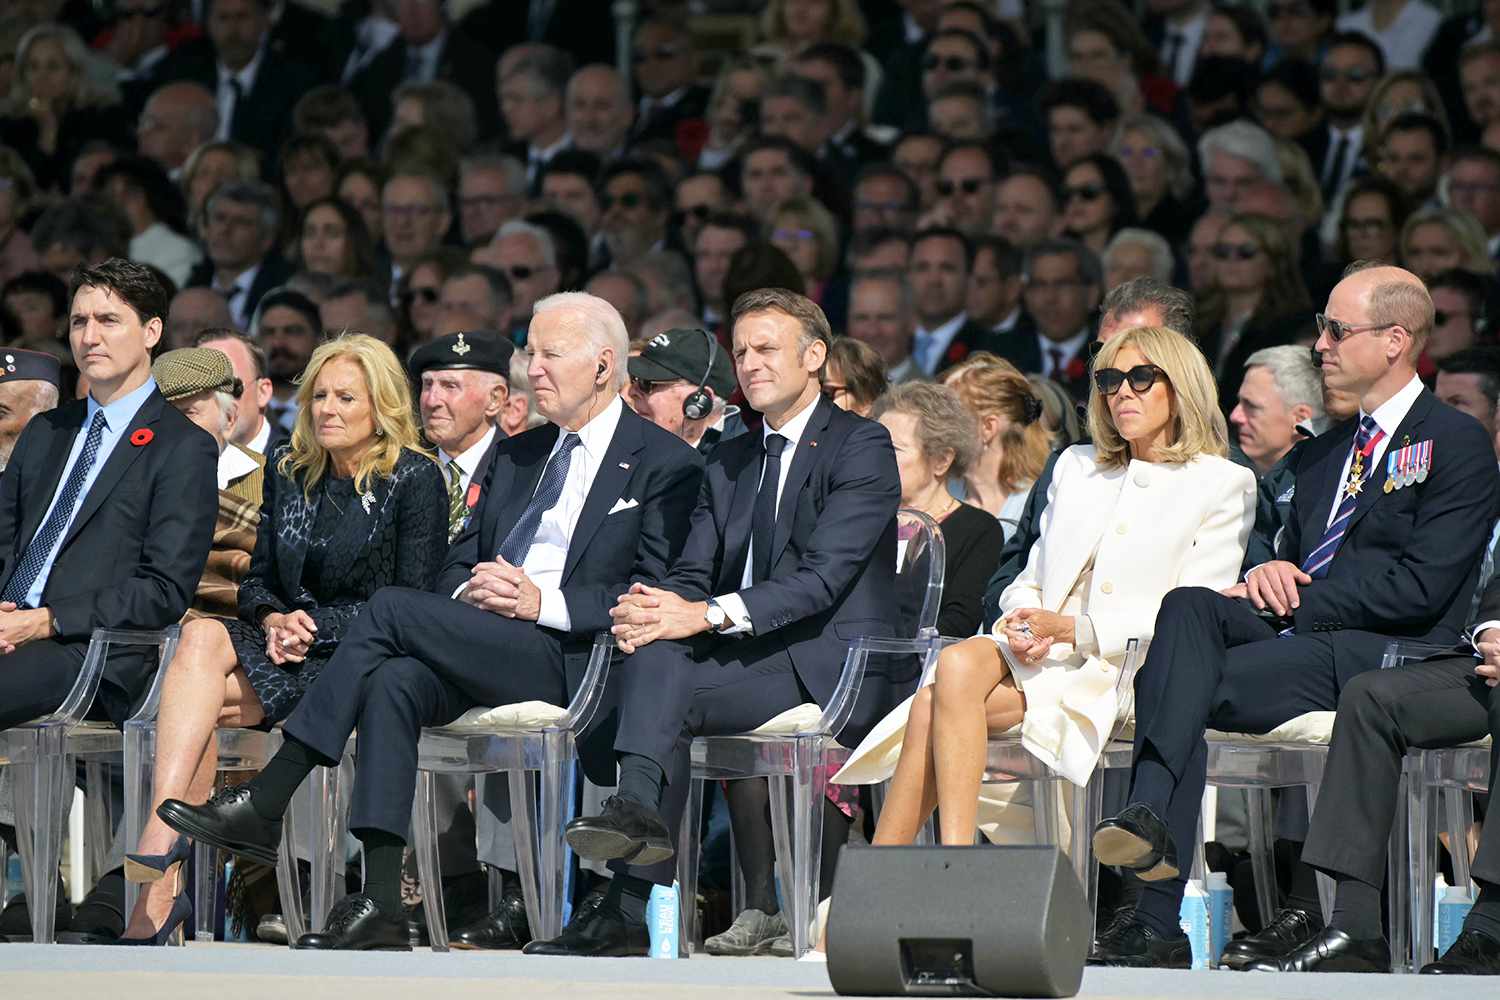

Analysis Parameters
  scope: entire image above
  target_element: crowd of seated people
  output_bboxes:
[0,0,1499,978]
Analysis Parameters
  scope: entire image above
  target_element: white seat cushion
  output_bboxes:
[749,703,824,735]
[1110,711,1337,746]
[442,701,567,731]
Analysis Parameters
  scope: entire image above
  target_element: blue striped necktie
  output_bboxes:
[1301,416,1384,580]
[496,433,580,565]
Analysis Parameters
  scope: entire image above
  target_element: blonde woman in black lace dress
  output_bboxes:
[118,333,447,944]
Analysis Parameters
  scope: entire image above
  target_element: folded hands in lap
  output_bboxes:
[461,558,540,621]
[1000,608,1074,665]
[609,583,708,654]
[264,609,317,665]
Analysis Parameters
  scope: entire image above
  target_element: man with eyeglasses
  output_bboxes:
[476,220,560,346]
[382,172,452,292]
[1315,32,1383,204]
[597,159,671,266]
[850,165,920,241]
[458,154,527,248]
[1444,148,1500,259]
[672,172,730,254]
[1090,264,1499,971]
[628,18,709,149]
[930,142,1001,238]
[627,326,740,455]
[1001,239,1101,400]
[187,181,290,331]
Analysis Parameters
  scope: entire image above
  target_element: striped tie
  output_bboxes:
[1301,416,1385,580]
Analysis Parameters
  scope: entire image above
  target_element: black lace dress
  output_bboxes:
[231,447,448,723]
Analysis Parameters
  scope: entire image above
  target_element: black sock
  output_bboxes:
[1128,746,1175,818]
[1132,883,1186,938]
[1465,879,1500,943]
[603,872,653,924]
[616,753,665,810]
[819,796,853,902]
[249,736,326,821]
[357,829,407,914]
[726,779,779,914]
[1284,855,1324,916]
[1328,873,1381,938]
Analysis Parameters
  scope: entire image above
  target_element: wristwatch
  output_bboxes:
[704,599,730,633]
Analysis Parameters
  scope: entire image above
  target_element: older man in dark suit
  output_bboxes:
[157,292,703,950]
[537,288,902,957]
[0,259,218,733]
[1091,265,1500,969]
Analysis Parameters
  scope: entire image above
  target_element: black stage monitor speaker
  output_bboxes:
[825,845,1089,998]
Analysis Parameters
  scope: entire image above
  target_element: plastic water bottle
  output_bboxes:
[1437,883,1474,955]
[1179,879,1212,970]
[1433,875,1447,947]
[646,882,681,959]
[1206,871,1234,964]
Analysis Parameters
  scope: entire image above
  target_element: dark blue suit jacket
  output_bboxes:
[661,395,902,736]
[1280,387,1500,681]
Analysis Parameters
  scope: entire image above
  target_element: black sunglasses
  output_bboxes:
[1315,313,1398,343]
[1094,364,1168,397]
[1212,242,1260,261]
[1064,183,1105,202]
[936,178,985,197]
[601,191,644,211]
[671,204,712,227]
[401,286,439,305]
[1434,309,1469,328]
[923,55,975,73]
[507,265,537,281]
[630,376,683,394]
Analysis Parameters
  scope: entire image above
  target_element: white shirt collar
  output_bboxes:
[554,394,624,462]
[217,442,261,489]
[530,132,572,163]
[1037,327,1091,363]
[991,305,1022,333]
[439,424,497,485]
[887,356,917,382]
[218,37,266,93]
[902,12,925,44]
[411,30,446,65]
[763,391,820,451]
[1363,373,1424,441]
[639,86,686,116]
[247,414,272,454]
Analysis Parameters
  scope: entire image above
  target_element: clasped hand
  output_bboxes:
[1231,560,1312,617]
[609,583,708,654]
[0,602,51,655]
[461,558,542,620]
[1476,632,1500,688]
[1000,608,1074,665]
[264,610,317,665]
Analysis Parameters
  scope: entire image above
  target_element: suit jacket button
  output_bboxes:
[1100,581,1114,595]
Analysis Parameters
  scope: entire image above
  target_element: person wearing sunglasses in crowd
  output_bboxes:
[1061,153,1139,257]
[837,323,1253,861]
[1091,264,1499,970]
[474,220,562,347]
[820,335,887,418]
[1312,32,1384,205]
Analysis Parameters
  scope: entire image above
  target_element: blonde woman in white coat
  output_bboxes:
[846,325,1256,847]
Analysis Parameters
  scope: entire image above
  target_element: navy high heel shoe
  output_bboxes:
[124,833,191,883]
[115,890,192,947]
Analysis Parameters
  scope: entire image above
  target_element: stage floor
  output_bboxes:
[0,943,1493,999]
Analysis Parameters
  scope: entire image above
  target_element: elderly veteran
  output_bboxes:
[408,329,515,543]
[0,348,63,471]
[625,326,740,455]
[151,347,265,621]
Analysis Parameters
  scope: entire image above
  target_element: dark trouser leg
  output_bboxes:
[0,640,86,732]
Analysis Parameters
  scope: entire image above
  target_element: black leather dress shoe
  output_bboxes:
[451,884,532,950]
[564,796,673,866]
[0,878,73,941]
[157,786,281,867]
[57,868,126,945]
[1218,906,1323,970]
[1245,927,1389,972]
[1087,914,1191,968]
[1421,929,1500,974]
[1092,804,1179,881]
[521,901,649,957]
[294,894,412,951]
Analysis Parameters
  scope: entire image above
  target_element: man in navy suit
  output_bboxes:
[1091,265,1500,969]
[0,259,218,733]
[535,288,902,956]
[158,292,703,950]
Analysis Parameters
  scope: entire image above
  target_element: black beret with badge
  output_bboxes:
[0,348,62,387]
[628,327,737,400]
[408,330,515,381]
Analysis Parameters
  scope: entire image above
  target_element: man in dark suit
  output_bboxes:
[1090,266,1500,968]
[150,0,322,168]
[627,17,710,154]
[996,239,1101,401]
[1233,560,1500,975]
[531,288,902,957]
[185,181,293,331]
[156,292,703,950]
[350,0,500,142]
[0,259,217,733]
[907,227,996,377]
[982,276,1195,627]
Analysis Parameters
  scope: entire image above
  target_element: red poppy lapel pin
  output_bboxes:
[130,428,154,447]
[465,483,481,509]
[1065,357,1088,382]
[946,341,970,364]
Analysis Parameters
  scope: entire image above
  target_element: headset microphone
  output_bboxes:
[682,330,718,421]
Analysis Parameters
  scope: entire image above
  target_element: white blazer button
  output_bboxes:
[1115,523,1127,535]
[1101,581,1114,594]
[1134,470,1151,487]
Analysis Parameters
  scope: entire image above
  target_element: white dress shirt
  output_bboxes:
[215,43,265,140]
[519,397,625,631]
[1038,328,1091,379]
[216,262,261,330]
[404,32,445,83]
[1160,7,1208,86]
[1324,374,1423,531]
[25,378,158,608]
[912,312,968,376]
[247,416,273,455]
[439,425,497,496]
[1322,124,1364,196]
[713,393,821,633]
[886,356,919,384]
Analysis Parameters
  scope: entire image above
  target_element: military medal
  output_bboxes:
[1383,440,1433,493]
[1344,450,1366,500]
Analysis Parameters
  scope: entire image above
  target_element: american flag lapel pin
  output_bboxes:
[619,461,631,470]
[809,440,817,448]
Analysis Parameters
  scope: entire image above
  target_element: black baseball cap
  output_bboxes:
[628,327,736,400]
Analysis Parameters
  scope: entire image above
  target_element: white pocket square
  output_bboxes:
[608,497,639,515]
